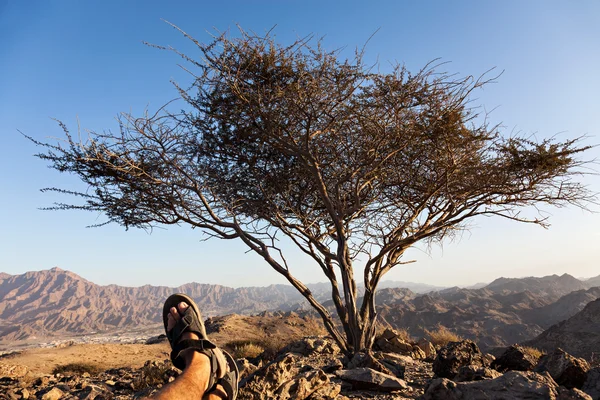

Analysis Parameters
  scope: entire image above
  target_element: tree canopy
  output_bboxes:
[31,27,594,355]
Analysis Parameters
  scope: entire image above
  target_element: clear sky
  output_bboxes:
[1,1,599,288]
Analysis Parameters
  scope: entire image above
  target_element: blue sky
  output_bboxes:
[1,1,599,288]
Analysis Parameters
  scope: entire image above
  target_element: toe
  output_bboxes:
[178,301,189,314]
[166,312,176,331]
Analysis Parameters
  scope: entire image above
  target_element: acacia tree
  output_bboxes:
[32,28,593,356]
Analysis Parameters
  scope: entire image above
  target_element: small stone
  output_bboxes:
[417,338,437,360]
[105,380,116,386]
[336,367,408,392]
[41,387,64,400]
[19,389,30,400]
[455,365,502,382]
[411,345,427,360]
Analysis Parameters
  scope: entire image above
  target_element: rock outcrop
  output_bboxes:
[491,344,540,372]
[423,370,592,400]
[432,340,488,379]
[582,367,600,400]
[534,348,591,389]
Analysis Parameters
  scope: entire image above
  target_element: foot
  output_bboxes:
[166,302,211,387]
[163,294,238,399]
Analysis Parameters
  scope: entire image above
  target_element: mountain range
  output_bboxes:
[1,268,599,355]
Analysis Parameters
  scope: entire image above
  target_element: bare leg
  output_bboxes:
[147,303,227,400]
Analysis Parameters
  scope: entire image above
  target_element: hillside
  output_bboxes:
[484,273,587,300]
[0,268,314,341]
[585,274,600,288]
[524,297,600,359]
[2,268,599,351]
[371,277,600,350]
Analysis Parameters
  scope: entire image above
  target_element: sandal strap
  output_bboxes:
[168,306,206,346]
[170,338,217,370]
[219,371,238,400]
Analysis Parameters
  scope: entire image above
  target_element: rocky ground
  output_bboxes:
[1,327,599,399]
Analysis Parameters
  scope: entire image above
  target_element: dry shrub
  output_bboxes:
[301,316,328,336]
[521,346,544,360]
[425,325,462,348]
[52,362,102,376]
[226,341,265,359]
[394,328,412,343]
[259,336,291,361]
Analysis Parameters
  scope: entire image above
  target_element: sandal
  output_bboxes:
[163,293,239,399]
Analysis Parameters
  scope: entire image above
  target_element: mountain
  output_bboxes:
[484,273,587,301]
[519,287,600,329]
[373,276,600,351]
[2,268,599,350]
[0,268,317,341]
[377,280,447,293]
[523,298,600,359]
[585,274,600,288]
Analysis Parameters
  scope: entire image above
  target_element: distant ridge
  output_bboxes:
[1,268,599,348]
[586,274,600,287]
[484,273,587,296]
[0,268,311,341]
[524,298,600,359]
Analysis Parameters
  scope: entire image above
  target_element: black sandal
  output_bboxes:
[163,293,239,399]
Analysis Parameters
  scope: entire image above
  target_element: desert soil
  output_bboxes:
[0,342,171,376]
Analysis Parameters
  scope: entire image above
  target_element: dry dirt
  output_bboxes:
[0,312,326,378]
[0,342,171,376]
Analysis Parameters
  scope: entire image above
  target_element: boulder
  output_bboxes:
[335,367,408,392]
[417,338,437,360]
[454,365,502,382]
[582,367,600,400]
[239,354,299,399]
[379,328,398,341]
[284,337,339,357]
[411,345,427,360]
[145,334,168,345]
[376,336,413,354]
[432,340,486,379]
[492,344,540,372]
[274,369,341,400]
[559,387,595,400]
[482,353,496,367]
[347,351,394,375]
[535,348,590,389]
[236,358,259,380]
[40,388,64,400]
[423,371,592,400]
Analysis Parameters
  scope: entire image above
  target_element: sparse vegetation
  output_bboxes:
[300,316,328,337]
[425,325,463,348]
[394,328,413,343]
[225,340,265,359]
[521,346,544,360]
[52,362,102,376]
